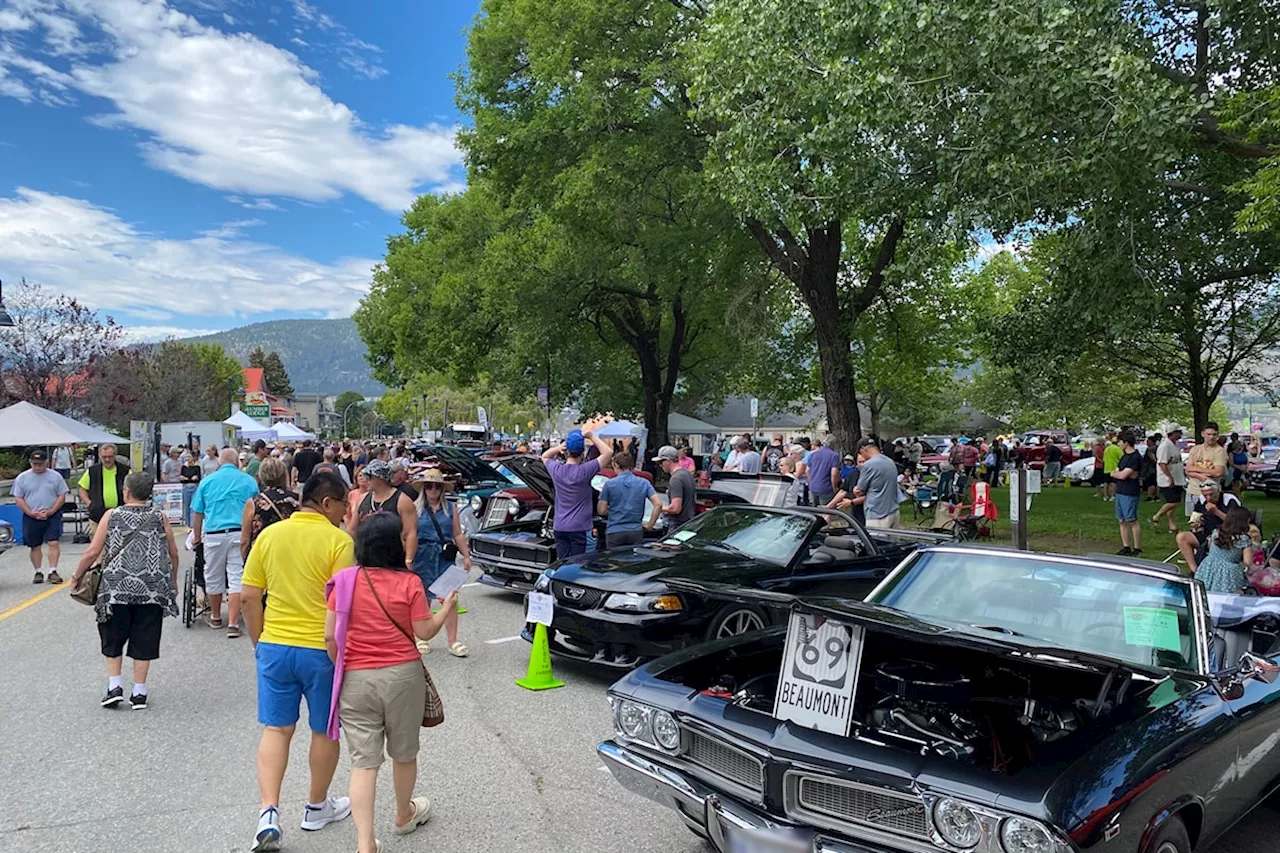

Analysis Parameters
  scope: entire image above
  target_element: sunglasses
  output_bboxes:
[424,483,444,490]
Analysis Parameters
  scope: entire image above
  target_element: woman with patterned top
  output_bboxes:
[239,457,298,564]
[70,471,179,710]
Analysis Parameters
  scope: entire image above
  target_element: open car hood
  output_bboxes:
[501,455,556,504]
[661,579,1165,677]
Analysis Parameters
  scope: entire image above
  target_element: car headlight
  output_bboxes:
[0,525,12,544]
[603,592,683,613]
[617,700,650,740]
[470,495,483,513]
[1001,817,1055,853]
[651,710,680,751]
[933,798,982,848]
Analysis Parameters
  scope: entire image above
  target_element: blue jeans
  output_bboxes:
[554,530,588,560]
[181,484,197,526]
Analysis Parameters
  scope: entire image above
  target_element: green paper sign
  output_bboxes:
[1123,606,1181,652]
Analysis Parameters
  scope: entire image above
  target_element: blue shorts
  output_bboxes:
[255,642,334,733]
[22,510,63,546]
[1115,494,1139,523]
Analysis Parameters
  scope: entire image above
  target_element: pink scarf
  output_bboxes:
[324,566,360,741]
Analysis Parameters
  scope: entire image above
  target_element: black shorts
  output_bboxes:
[98,603,164,660]
[1089,467,1105,487]
[1161,485,1185,504]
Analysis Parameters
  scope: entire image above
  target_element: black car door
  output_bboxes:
[780,511,893,600]
[1215,648,1280,824]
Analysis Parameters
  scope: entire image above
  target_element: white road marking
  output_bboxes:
[485,635,524,645]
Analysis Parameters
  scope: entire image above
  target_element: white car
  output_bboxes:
[1063,455,1096,486]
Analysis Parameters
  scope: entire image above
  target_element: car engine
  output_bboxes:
[865,659,1101,773]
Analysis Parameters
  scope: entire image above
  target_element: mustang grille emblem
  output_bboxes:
[864,805,924,823]
[564,586,586,601]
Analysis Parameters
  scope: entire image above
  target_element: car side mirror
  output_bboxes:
[1240,652,1280,685]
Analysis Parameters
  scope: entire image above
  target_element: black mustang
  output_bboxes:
[599,544,1280,853]
[522,504,951,668]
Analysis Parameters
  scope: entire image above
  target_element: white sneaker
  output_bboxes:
[301,796,351,831]
[251,806,281,852]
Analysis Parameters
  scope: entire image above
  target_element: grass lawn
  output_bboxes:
[905,482,1280,556]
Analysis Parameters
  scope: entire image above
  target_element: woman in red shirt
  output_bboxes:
[325,512,457,853]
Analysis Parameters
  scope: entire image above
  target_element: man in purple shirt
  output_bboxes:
[806,439,842,506]
[542,428,615,559]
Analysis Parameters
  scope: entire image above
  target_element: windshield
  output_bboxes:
[707,472,790,507]
[661,508,814,566]
[870,551,1200,670]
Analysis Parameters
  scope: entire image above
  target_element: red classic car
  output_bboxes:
[1013,429,1079,470]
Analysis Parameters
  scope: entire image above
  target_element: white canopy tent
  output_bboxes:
[272,422,316,442]
[223,410,276,442]
[0,401,124,447]
[591,419,648,462]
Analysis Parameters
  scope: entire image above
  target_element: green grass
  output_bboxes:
[906,482,1280,556]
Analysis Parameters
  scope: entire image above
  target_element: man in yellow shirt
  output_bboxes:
[1185,421,1228,516]
[241,470,354,852]
[1102,437,1123,501]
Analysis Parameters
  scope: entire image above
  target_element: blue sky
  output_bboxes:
[0,0,479,340]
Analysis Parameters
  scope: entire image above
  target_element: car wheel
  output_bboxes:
[1147,815,1191,853]
[708,605,768,641]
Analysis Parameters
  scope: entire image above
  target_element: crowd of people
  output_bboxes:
[9,435,477,852]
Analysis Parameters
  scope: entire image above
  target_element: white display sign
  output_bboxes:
[1010,473,1035,523]
[526,592,555,627]
[428,564,469,600]
[478,406,489,429]
[773,610,862,736]
[750,397,759,418]
[1027,469,1042,494]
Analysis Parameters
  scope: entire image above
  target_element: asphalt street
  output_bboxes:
[1,537,1278,853]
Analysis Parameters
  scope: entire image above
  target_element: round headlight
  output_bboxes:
[618,701,648,739]
[0,526,12,543]
[1001,817,1055,853]
[470,495,483,513]
[651,710,680,750]
[933,798,982,849]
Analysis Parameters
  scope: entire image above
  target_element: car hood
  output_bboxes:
[549,545,771,594]
[502,455,557,503]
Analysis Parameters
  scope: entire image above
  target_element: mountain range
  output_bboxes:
[184,318,384,396]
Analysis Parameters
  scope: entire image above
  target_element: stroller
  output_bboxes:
[181,541,209,628]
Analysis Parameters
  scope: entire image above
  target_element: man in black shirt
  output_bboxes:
[1044,440,1063,484]
[828,463,865,526]
[1111,430,1144,556]
[290,439,322,488]
[1175,481,1241,568]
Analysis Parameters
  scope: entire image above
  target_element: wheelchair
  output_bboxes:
[182,542,209,628]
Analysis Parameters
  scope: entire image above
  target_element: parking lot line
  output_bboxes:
[485,635,523,645]
[0,583,66,623]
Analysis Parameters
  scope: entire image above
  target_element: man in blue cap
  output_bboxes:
[541,428,614,558]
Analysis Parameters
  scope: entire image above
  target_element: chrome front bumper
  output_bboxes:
[597,741,896,853]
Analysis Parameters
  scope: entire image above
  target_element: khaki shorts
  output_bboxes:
[339,661,426,769]
[203,530,243,595]
[867,511,902,530]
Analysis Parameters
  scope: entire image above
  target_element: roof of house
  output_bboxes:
[694,395,827,431]
[243,366,267,394]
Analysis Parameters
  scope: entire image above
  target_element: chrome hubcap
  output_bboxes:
[716,610,765,638]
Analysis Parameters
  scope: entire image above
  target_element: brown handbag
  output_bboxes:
[70,525,145,607]
[359,567,444,727]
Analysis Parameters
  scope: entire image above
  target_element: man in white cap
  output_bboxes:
[1151,425,1186,533]
[654,445,697,527]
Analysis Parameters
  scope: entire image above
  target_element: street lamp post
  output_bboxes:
[342,401,362,438]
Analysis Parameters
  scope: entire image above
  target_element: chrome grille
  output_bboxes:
[795,775,928,839]
[470,538,554,566]
[550,580,605,609]
[685,731,764,795]
[483,497,515,528]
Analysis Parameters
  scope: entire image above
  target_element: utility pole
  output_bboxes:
[1013,466,1029,550]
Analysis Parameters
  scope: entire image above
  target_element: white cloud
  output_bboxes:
[0,0,463,211]
[0,187,375,321]
[199,217,264,238]
[120,324,225,342]
[225,194,282,211]
[221,12,233,26]
[0,8,32,30]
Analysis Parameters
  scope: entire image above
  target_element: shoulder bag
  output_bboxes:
[71,523,146,607]
[425,503,459,562]
[359,567,444,727]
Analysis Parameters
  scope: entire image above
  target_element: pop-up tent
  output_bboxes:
[0,401,124,447]
[591,419,648,462]
[223,410,276,442]
[272,422,316,442]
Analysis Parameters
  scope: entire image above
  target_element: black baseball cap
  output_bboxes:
[29,450,47,461]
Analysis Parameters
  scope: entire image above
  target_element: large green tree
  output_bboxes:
[689,0,1194,450]
[84,341,246,432]
[248,346,294,397]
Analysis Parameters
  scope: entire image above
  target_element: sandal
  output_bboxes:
[449,641,469,658]
[416,639,431,654]
[227,625,242,639]
[206,615,223,629]
[394,796,431,835]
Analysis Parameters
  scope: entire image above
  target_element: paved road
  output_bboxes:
[0,537,1277,853]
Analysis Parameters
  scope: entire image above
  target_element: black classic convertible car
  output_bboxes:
[472,461,796,593]
[523,504,951,667]
[600,545,1280,853]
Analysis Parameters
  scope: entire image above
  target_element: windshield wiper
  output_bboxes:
[969,623,1033,638]
[708,540,753,559]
